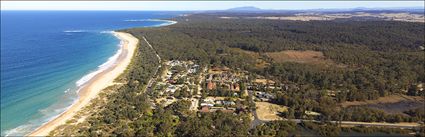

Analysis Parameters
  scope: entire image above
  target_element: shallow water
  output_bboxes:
[0,11,181,136]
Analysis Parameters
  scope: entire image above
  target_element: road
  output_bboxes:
[143,36,161,92]
[248,90,268,129]
[248,91,422,129]
[144,36,422,130]
[142,36,162,109]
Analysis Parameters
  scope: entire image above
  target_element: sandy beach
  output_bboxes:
[27,32,138,136]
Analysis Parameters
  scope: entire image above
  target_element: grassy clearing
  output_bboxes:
[340,95,425,114]
[255,102,288,121]
[265,50,335,65]
[341,95,424,107]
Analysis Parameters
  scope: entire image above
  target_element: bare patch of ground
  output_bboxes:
[341,95,425,114]
[208,66,230,74]
[255,102,288,121]
[254,79,275,85]
[206,96,226,100]
[221,12,425,23]
[265,50,336,66]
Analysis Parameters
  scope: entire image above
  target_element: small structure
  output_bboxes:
[222,101,236,106]
[200,106,210,113]
[230,83,240,91]
[305,111,321,116]
[207,81,216,90]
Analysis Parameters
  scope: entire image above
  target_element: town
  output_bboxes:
[147,60,314,122]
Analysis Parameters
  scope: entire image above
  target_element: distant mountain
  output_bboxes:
[207,6,425,14]
[227,6,263,11]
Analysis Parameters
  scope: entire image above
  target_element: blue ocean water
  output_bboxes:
[0,11,180,136]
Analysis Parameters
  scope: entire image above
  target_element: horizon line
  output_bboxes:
[1,6,424,11]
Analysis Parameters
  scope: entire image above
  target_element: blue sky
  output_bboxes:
[1,1,424,11]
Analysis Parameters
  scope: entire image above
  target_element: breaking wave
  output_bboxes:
[75,32,122,89]
[63,30,86,33]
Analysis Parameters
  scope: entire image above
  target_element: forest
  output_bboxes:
[51,12,424,136]
[129,14,424,102]
[128,12,424,125]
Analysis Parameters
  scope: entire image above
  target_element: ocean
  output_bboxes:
[0,11,180,136]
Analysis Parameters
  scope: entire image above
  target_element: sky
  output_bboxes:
[1,1,424,11]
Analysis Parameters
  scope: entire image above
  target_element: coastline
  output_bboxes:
[124,19,177,27]
[27,32,139,136]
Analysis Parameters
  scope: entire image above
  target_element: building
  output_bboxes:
[207,81,216,90]
[200,106,210,113]
[230,83,240,91]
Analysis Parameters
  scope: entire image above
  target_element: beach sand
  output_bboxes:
[27,32,138,136]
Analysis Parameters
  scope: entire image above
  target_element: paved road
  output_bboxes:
[251,111,421,129]
[249,90,268,129]
[144,36,423,130]
[248,91,421,129]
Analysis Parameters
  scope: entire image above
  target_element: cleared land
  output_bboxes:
[340,95,425,114]
[265,50,335,65]
[255,102,288,121]
[254,79,275,85]
[222,12,425,23]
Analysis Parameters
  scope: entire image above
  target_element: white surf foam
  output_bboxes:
[75,32,123,89]
[4,124,33,136]
[4,89,78,136]
[100,30,113,34]
[124,19,148,22]
[124,19,178,27]
[5,21,167,136]
[153,20,178,27]
[4,31,124,137]
[63,30,86,33]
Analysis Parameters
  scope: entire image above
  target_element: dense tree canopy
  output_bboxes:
[51,12,424,136]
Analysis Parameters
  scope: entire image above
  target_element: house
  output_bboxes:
[326,90,337,97]
[215,100,223,105]
[222,101,236,106]
[418,83,424,91]
[168,79,177,84]
[203,98,214,102]
[207,81,216,90]
[169,60,181,66]
[201,98,215,107]
[210,107,225,111]
[200,106,210,113]
[227,107,236,111]
[188,68,197,74]
[188,64,199,74]
[207,74,213,81]
[230,83,240,91]
[200,103,214,107]
[305,111,321,116]
[256,92,275,101]
[254,79,275,86]
[166,85,177,93]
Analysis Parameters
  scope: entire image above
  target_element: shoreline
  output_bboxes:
[124,19,177,27]
[27,31,139,136]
